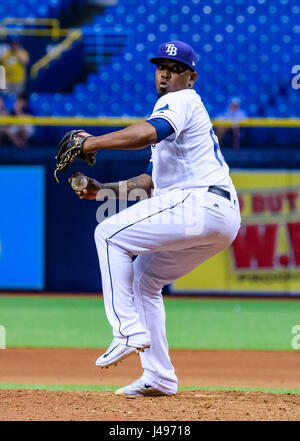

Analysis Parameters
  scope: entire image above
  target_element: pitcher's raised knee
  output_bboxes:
[94,221,110,244]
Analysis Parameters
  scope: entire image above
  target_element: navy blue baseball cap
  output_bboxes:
[150,40,197,71]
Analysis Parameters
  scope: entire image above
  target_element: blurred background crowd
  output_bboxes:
[0,0,299,152]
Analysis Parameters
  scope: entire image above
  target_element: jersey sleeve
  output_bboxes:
[147,92,189,141]
[146,118,175,142]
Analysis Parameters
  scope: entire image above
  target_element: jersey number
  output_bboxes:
[210,128,223,166]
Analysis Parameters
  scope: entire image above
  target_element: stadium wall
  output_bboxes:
[0,137,151,293]
[0,124,299,295]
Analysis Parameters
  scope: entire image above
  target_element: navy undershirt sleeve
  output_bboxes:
[146,117,175,143]
[145,160,153,177]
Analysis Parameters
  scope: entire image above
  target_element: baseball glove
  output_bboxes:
[54,130,95,182]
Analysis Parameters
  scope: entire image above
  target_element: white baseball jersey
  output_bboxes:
[94,88,241,396]
[148,88,231,195]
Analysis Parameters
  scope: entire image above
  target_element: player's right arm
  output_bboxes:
[69,173,153,200]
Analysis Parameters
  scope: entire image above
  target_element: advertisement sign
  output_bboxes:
[173,171,300,295]
[0,166,45,289]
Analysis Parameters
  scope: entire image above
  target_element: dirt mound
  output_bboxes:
[1,389,299,421]
[0,348,299,421]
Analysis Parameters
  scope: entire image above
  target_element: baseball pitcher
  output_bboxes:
[55,41,241,397]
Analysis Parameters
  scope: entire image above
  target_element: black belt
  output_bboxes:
[208,185,231,201]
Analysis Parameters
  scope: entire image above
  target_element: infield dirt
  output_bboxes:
[0,348,299,421]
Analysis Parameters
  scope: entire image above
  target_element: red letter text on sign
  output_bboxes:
[231,224,278,268]
[287,222,300,266]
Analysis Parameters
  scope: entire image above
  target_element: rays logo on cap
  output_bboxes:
[165,43,177,56]
[150,40,197,71]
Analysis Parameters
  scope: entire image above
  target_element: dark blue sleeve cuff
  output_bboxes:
[145,160,153,177]
[146,117,175,143]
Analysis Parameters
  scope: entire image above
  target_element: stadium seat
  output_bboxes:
[6,0,297,119]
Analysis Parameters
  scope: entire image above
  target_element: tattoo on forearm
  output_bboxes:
[127,175,154,197]
[102,174,153,199]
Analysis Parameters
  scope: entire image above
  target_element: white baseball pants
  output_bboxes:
[94,186,241,395]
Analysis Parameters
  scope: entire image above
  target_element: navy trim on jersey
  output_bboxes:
[146,117,175,142]
[145,160,153,177]
[150,114,178,139]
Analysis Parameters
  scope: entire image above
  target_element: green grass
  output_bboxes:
[0,295,300,350]
[0,383,299,395]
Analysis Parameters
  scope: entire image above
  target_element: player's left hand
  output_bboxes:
[54,130,96,182]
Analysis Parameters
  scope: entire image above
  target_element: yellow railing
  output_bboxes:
[0,17,63,39]
[0,116,142,126]
[0,117,299,127]
[0,17,82,80]
[30,29,82,79]
[215,118,300,128]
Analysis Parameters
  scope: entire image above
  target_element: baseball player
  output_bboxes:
[56,41,241,397]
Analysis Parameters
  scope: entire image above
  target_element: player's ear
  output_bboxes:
[189,71,197,87]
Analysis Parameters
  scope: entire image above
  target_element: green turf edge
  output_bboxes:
[0,384,299,395]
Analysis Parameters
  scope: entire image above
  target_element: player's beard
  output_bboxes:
[157,90,168,98]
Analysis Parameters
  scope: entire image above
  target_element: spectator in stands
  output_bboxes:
[0,37,30,94]
[215,97,248,150]
[0,93,35,148]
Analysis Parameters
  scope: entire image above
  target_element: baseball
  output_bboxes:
[71,175,88,191]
